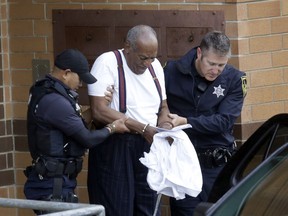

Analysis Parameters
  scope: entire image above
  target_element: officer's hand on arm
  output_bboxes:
[104,85,114,103]
[90,94,124,125]
[168,113,187,127]
[158,121,173,130]
[106,117,130,134]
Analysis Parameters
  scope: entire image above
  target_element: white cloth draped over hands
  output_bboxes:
[139,124,203,200]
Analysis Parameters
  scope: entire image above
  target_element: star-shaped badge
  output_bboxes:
[213,85,225,98]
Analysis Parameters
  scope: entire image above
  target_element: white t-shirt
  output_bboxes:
[88,49,167,126]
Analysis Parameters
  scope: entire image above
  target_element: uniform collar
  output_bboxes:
[46,74,70,91]
[45,74,79,100]
[175,47,198,75]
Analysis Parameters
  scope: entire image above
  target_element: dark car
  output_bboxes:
[195,141,288,216]
[194,113,288,215]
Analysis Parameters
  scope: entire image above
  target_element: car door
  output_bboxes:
[195,142,288,216]
[208,113,288,202]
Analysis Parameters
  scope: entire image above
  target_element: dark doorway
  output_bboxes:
[52,9,225,105]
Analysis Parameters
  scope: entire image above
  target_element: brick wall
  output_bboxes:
[0,0,288,215]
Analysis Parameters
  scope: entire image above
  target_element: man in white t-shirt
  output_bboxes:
[87,25,175,216]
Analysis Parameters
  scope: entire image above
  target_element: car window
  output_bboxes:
[209,143,288,216]
[239,157,288,215]
[242,123,288,178]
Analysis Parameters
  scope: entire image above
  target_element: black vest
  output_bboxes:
[27,76,85,160]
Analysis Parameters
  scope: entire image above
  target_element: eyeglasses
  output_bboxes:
[138,54,156,63]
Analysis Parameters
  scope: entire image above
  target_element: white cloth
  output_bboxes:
[87,49,166,126]
[139,124,203,200]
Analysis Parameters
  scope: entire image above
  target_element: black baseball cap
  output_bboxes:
[54,49,97,84]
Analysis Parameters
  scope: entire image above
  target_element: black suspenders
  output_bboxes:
[113,50,163,114]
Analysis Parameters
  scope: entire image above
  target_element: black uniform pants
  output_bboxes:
[170,165,224,216]
[88,133,160,216]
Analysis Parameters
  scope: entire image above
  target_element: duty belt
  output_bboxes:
[196,147,235,169]
[33,156,83,179]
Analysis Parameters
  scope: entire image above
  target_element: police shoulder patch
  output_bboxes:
[241,76,247,97]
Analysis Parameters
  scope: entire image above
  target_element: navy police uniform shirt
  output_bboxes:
[24,76,83,200]
[164,47,247,150]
